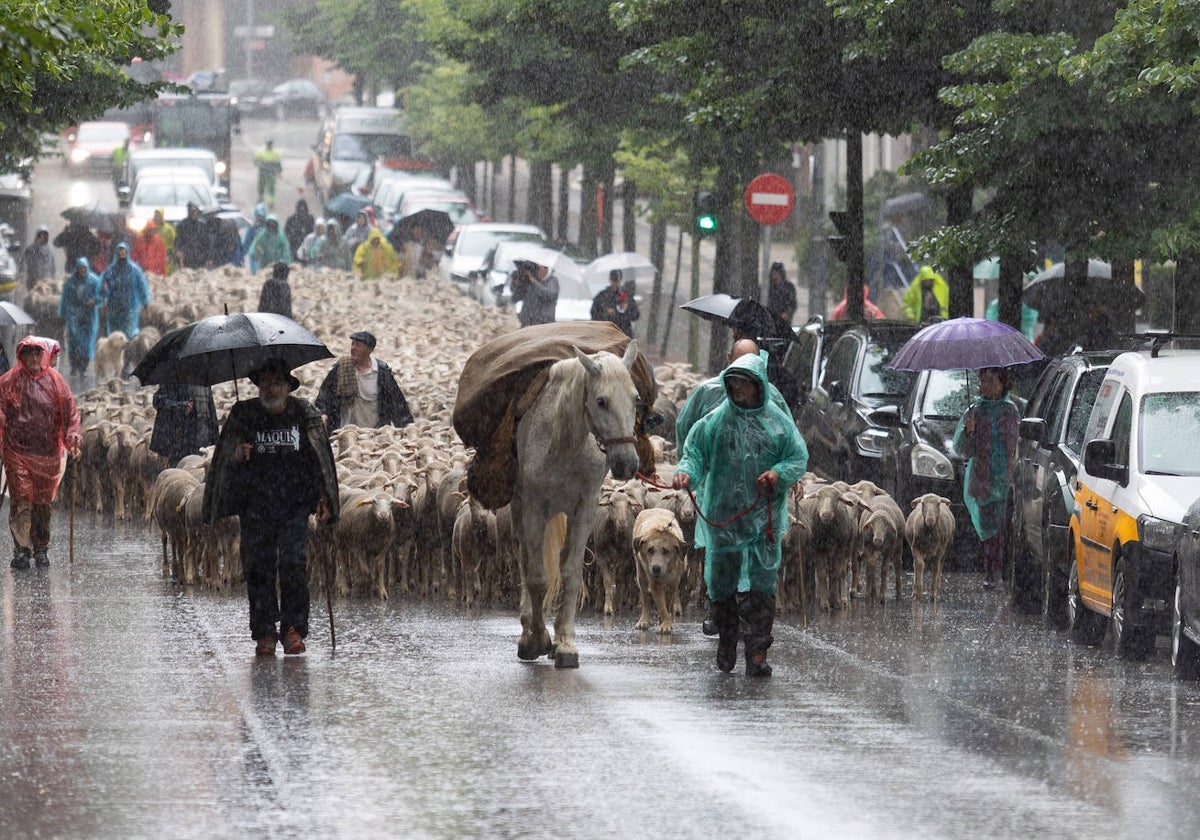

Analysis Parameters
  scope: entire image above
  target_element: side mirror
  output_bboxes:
[1083,438,1128,485]
[1019,417,1046,444]
[868,405,901,428]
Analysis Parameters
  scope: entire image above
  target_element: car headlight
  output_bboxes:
[70,148,90,163]
[1138,514,1182,553]
[856,428,889,457]
[911,442,954,481]
[215,160,228,176]
[127,216,149,234]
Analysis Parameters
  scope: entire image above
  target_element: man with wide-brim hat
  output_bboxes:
[203,357,338,656]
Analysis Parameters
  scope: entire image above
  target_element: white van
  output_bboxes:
[120,148,226,198]
[311,107,416,202]
[1068,346,1200,658]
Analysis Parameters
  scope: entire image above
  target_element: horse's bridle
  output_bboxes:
[583,380,638,454]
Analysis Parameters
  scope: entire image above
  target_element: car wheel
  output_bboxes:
[1067,545,1105,645]
[1008,511,1040,614]
[1172,578,1200,680]
[1112,557,1154,660]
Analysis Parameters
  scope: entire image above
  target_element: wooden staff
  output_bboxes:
[69,456,77,564]
[322,523,336,651]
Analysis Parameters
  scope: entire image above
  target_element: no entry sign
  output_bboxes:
[744,173,795,225]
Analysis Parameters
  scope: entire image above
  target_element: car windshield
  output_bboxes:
[458,230,542,258]
[333,133,413,162]
[78,124,127,144]
[133,159,214,184]
[857,342,916,400]
[134,182,212,207]
[1140,391,1200,476]
[920,369,976,419]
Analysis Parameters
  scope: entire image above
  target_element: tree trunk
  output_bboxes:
[646,219,666,345]
[996,246,1023,332]
[708,163,739,373]
[945,182,973,318]
[529,161,553,236]
[507,154,516,222]
[845,131,864,322]
[457,159,477,211]
[622,179,637,253]
[556,166,570,241]
[805,142,827,319]
[579,169,599,257]
[1175,255,1200,342]
[1110,256,1137,336]
[600,170,615,255]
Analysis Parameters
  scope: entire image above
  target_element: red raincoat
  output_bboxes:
[0,337,81,503]
[132,226,168,276]
[830,286,885,320]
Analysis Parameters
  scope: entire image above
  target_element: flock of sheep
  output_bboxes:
[27,264,958,630]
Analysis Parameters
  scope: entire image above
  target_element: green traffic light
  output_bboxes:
[697,215,718,233]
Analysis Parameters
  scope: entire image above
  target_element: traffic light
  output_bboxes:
[693,190,718,237]
[828,210,852,262]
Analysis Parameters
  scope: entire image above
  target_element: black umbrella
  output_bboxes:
[131,312,333,388]
[0,301,36,327]
[61,203,124,233]
[1022,259,1145,312]
[681,293,794,341]
[394,208,453,243]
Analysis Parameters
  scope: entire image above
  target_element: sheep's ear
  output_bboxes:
[910,498,920,509]
[938,496,952,506]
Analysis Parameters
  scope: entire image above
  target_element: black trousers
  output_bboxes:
[241,511,310,641]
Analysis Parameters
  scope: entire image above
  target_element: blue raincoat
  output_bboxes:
[58,258,103,362]
[241,203,267,272]
[251,215,292,270]
[952,396,1020,540]
[100,243,151,338]
[676,352,808,598]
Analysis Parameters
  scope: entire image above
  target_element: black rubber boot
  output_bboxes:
[740,591,775,678]
[712,598,739,672]
[10,546,31,570]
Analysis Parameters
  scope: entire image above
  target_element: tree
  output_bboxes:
[0,1,179,173]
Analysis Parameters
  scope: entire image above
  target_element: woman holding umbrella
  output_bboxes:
[952,367,1021,588]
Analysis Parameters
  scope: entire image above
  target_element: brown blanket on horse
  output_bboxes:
[453,322,657,509]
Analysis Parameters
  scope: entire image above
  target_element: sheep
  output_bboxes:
[336,488,407,600]
[450,495,498,610]
[797,484,859,611]
[589,481,644,614]
[860,493,906,603]
[94,331,130,382]
[906,494,955,602]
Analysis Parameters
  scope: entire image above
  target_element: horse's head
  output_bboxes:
[573,341,641,481]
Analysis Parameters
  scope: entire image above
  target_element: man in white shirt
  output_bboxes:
[314,330,414,431]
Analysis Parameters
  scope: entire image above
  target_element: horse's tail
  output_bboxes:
[542,512,567,613]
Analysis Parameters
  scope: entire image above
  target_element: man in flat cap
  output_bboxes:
[314,330,414,432]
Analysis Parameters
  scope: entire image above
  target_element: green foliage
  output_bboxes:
[612,134,697,227]
[0,0,179,173]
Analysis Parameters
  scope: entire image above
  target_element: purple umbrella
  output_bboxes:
[888,317,1044,371]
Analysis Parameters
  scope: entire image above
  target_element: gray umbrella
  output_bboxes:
[0,301,36,326]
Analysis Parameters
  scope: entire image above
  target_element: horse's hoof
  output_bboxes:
[554,650,579,669]
[517,641,552,661]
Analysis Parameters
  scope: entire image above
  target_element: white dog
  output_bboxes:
[632,507,688,633]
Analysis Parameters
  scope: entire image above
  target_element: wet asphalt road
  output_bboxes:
[5,510,1200,839]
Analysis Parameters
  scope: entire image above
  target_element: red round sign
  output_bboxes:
[743,173,795,225]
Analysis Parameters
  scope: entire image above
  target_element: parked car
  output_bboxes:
[1174,496,1200,679]
[229,78,274,118]
[311,107,412,201]
[472,240,544,307]
[1008,351,1115,619]
[372,174,456,222]
[439,222,546,290]
[780,316,860,412]
[1069,347,1200,660]
[794,321,920,486]
[64,121,131,176]
[395,192,480,240]
[265,79,327,120]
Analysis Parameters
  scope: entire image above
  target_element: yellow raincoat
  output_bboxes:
[353,229,400,280]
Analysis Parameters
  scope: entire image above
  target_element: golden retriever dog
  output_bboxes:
[632,507,688,633]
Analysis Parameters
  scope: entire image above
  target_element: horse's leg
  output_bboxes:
[514,503,552,660]
[552,513,590,669]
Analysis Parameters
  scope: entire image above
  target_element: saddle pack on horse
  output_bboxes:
[453,322,657,510]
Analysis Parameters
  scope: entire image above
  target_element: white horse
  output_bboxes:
[512,341,641,668]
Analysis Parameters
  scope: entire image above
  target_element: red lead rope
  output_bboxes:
[635,471,775,544]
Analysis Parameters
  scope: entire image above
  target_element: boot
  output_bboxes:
[33,549,49,568]
[10,546,31,570]
[711,598,739,673]
[740,591,775,678]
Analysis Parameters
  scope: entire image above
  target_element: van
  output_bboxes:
[1067,346,1200,659]
[310,107,423,202]
[120,148,226,200]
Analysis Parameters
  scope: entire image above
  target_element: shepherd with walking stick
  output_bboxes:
[202,358,339,656]
[0,337,81,569]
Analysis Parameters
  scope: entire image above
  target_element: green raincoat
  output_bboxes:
[952,396,1020,540]
[676,352,808,598]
